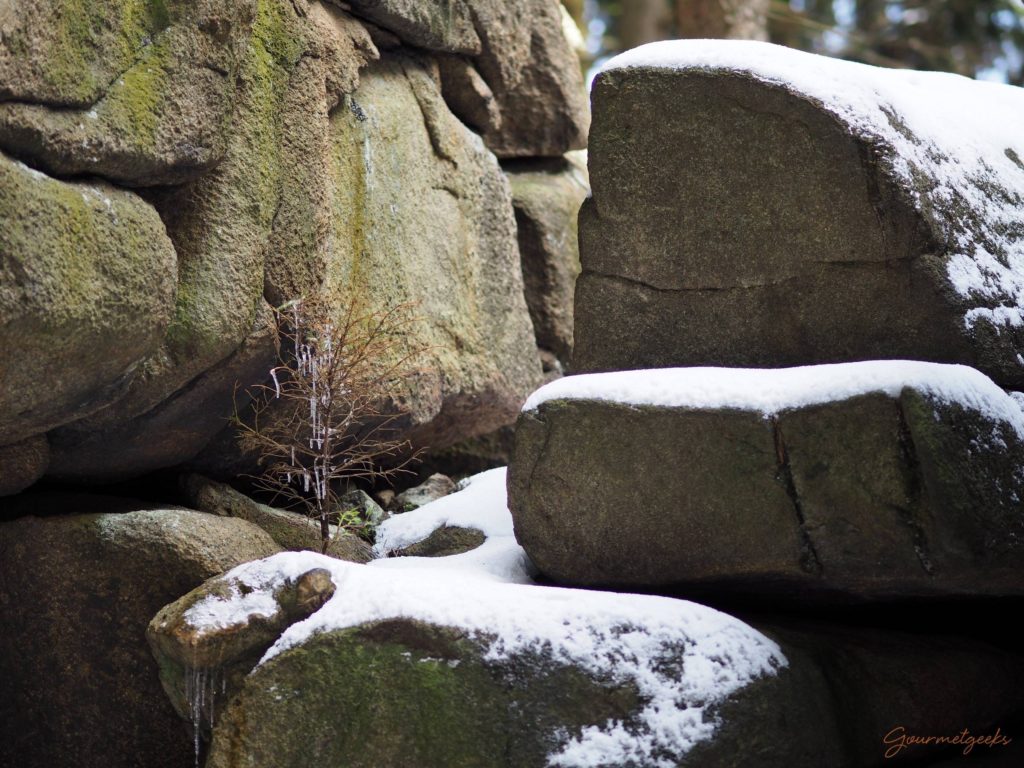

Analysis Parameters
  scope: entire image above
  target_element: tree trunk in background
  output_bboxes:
[676,0,770,41]
[619,0,671,50]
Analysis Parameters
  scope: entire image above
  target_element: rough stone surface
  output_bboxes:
[148,565,337,734]
[0,0,569,490]
[0,0,256,185]
[24,2,382,483]
[0,434,49,497]
[0,152,177,444]
[181,473,373,563]
[204,618,645,768]
[395,472,457,511]
[508,389,1024,600]
[758,622,1024,768]
[71,0,337,437]
[397,525,486,557]
[333,0,589,157]
[341,0,480,54]
[576,63,1024,388]
[46,302,278,481]
[0,0,179,107]
[0,500,281,768]
[469,0,590,158]
[312,53,542,449]
[182,606,1024,768]
[505,152,589,363]
[687,622,1024,768]
[437,53,502,137]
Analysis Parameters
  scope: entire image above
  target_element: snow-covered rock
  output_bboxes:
[576,40,1024,389]
[509,362,1024,600]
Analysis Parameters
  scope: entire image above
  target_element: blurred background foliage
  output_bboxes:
[563,0,1024,84]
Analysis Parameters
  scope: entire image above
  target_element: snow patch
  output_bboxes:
[370,467,536,583]
[523,361,1024,439]
[183,585,279,631]
[600,40,1024,328]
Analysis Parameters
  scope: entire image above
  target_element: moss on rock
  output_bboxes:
[0,151,176,443]
[205,619,641,768]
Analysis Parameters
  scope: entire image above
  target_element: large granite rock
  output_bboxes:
[337,0,589,157]
[466,0,589,158]
[508,363,1024,600]
[46,301,278,481]
[505,152,589,363]
[149,552,1024,768]
[148,552,797,767]
[0,498,281,768]
[575,41,1024,389]
[204,50,541,471]
[0,0,256,185]
[0,152,177,445]
[322,54,541,449]
[0,0,179,107]
[49,1,364,446]
[0,0,573,489]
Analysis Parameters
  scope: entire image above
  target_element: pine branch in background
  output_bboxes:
[765,0,1024,84]
[234,298,427,553]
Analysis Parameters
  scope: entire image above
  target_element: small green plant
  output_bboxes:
[235,296,424,553]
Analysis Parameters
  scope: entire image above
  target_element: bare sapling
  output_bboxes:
[235,297,425,553]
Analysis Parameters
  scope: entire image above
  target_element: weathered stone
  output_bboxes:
[469,0,589,158]
[0,434,48,497]
[508,380,1024,600]
[0,500,280,768]
[395,472,457,511]
[436,53,502,136]
[0,0,175,107]
[180,474,374,563]
[0,0,256,185]
[791,624,1024,767]
[0,152,177,443]
[398,525,486,556]
[576,43,1024,389]
[72,0,313,435]
[340,0,480,54]
[195,50,541,475]
[690,622,1024,768]
[330,0,588,157]
[147,565,337,734]
[46,301,278,481]
[166,559,1024,768]
[313,53,541,449]
[505,152,589,363]
[202,618,647,768]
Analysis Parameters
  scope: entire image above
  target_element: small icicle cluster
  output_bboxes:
[267,302,343,508]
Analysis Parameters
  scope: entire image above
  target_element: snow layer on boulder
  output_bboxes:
[600,40,1024,330]
[183,470,787,767]
[523,361,1024,439]
[370,467,535,583]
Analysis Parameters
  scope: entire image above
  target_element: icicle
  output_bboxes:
[269,368,281,399]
